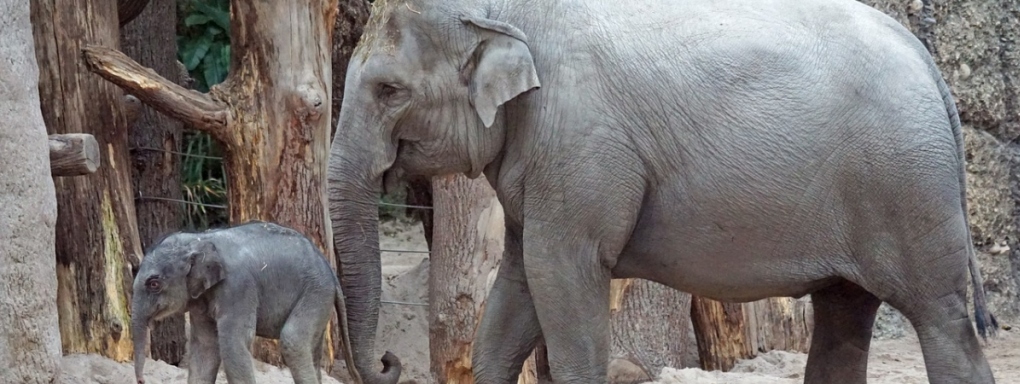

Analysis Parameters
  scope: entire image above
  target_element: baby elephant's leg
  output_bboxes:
[312,332,325,383]
[281,293,332,384]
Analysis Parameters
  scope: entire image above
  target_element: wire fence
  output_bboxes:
[134,146,432,307]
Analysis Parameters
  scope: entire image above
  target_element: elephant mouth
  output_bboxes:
[382,140,411,196]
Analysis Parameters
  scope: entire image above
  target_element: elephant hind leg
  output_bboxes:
[874,236,996,383]
[281,294,333,384]
[804,280,881,384]
[889,288,996,384]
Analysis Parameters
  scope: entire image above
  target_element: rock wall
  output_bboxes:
[860,0,1020,335]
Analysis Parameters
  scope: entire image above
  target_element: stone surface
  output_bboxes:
[0,1,63,383]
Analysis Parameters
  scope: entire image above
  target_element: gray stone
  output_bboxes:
[0,0,62,382]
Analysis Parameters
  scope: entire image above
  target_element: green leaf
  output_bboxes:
[183,35,212,71]
[184,14,211,26]
[202,55,227,87]
[193,1,230,32]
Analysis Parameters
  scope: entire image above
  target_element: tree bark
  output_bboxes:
[0,1,63,381]
[518,345,552,384]
[83,0,341,369]
[428,174,504,383]
[49,133,100,176]
[30,0,142,362]
[690,298,753,372]
[743,297,813,355]
[691,296,813,372]
[330,0,370,141]
[406,177,434,249]
[120,0,186,366]
[609,279,698,383]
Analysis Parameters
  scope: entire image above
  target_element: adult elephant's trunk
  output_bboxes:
[328,126,401,384]
[131,302,150,383]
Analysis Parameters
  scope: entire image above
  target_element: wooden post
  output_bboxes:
[81,0,344,370]
[429,174,504,383]
[48,134,100,177]
[31,0,142,361]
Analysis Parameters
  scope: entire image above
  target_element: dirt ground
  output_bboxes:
[55,220,1020,383]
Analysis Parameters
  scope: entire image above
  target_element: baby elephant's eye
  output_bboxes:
[145,278,162,292]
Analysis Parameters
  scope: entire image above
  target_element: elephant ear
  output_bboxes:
[186,240,225,299]
[460,15,541,128]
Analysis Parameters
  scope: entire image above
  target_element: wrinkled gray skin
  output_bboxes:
[327,0,999,383]
[130,221,365,384]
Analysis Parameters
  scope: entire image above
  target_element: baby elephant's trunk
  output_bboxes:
[132,315,149,383]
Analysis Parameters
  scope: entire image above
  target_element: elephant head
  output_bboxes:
[328,1,539,383]
[130,235,224,384]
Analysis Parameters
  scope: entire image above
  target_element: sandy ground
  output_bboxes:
[55,220,1020,383]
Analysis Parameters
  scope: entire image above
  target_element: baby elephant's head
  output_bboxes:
[130,234,224,383]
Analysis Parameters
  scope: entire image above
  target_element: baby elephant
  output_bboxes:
[130,221,396,384]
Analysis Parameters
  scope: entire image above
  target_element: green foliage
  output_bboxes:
[176,0,230,93]
[179,131,228,230]
[176,0,229,230]
[174,0,411,229]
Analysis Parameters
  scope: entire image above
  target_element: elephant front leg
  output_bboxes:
[522,225,613,384]
[473,223,543,384]
[215,296,258,384]
[186,308,220,384]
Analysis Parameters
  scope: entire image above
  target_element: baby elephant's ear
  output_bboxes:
[186,240,224,299]
[460,15,541,128]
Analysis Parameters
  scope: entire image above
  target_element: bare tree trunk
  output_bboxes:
[120,0,186,366]
[83,0,341,369]
[743,297,813,355]
[609,279,698,383]
[691,296,813,372]
[0,1,63,381]
[30,0,142,362]
[428,174,503,383]
[330,0,370,141]
[690,298,753,371]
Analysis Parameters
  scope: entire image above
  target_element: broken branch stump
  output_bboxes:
[49,133,100,176]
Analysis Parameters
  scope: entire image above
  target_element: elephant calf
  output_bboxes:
[129,221,389,384]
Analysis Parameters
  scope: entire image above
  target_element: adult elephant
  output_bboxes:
[327,0,999,383]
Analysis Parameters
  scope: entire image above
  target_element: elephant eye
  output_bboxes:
[145,277,162,292]
[375,82,409,105]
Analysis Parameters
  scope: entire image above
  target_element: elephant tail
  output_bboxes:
[936,70,999,340]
